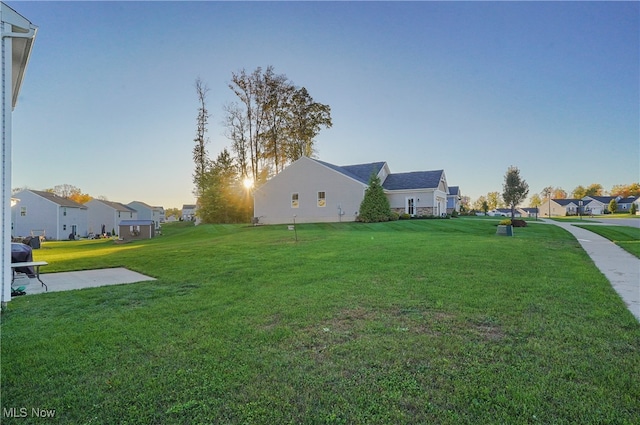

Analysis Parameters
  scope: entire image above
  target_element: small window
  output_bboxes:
[63,208,67,216]
[20,207,27,217]
[318,191,326,207]
[63,224,67,231]
[291,193,299,208]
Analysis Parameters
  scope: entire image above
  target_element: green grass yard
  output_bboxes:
[574,224,640,259]
[1,219,639,424]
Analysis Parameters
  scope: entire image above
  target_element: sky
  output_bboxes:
[7,1,639,209]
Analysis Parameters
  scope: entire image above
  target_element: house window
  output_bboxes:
[63,225,67,231]
[63,208,67,216]
[291,193,299,208]
[318,191,326,207]
[20,207,27,217]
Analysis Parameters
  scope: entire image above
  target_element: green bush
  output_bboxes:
[399,213,411,220]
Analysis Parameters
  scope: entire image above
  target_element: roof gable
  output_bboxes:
[312,159,386,185]
[92,199,136,212]
[29,190,86,209]
[554,199,580,206]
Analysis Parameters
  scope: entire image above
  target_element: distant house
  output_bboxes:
[127,201,163,230]
[253,157,452,225]
[85,199,137,236]
[11,189,88,240]
[118,219,155,241]
[518,207,539,218]
[582,196,617,215]
[538,198,589,217]
[487,208,514,217]
[616,196,637,213]
[446,186,461,213]
[182,204,197,221]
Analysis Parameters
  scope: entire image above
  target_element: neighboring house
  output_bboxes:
[11,189,88,240]
[616,196,637,212]
[538,198,584,217]
[182,204,196,221]
[447,186,461,214]
[582,196,616,215]
[487,208,516,217]
[118,219,155,241]
[518,207,539,218]
[85,199,137,236]
[127,201,163,230]
[253,157,451,225]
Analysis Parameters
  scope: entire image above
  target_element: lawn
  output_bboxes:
[574,224,640,258]
[1,219,639,424]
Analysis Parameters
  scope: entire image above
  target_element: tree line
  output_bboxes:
[193,66,333,223]
[470,182,639,212]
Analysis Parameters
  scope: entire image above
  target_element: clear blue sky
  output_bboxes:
[9,1,639,209]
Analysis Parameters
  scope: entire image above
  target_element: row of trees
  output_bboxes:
[471,182,639,213]
[193,66,333,223]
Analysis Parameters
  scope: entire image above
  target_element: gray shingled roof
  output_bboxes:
[95,199,136,212]
[554,199,581,206]
[382,170,444,191]
[313,159,385,184]
[312,159,445,191]
[31,190,87,208]
[448,186,459,195]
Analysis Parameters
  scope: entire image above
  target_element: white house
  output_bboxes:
[253,157,451,225]
[182,204,196,221]
[1,2,37,307]
[447,186,461,213]
[12,189,88,240]
[127,201,163,230]
[85,199,137,236]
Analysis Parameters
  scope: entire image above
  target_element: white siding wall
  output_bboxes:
[254,157,366,225]
[386,189,447,216]
[86,200,112,235]
[60,205,88,238]
[11,190,57,239]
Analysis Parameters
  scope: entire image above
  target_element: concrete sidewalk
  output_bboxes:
[12,267,156,296]
[541,219,640,321]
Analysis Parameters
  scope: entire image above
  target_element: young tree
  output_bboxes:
[193,78,211,198]
[631,202,637,215]
[608,198,618,214]
[358,173,392,223]
[502,166,529,219]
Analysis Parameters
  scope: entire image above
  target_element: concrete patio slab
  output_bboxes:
[12,268,156,295]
